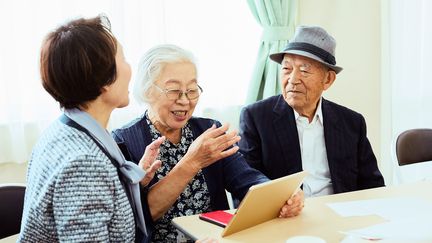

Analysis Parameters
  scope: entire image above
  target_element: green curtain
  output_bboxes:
[246,0,298,104]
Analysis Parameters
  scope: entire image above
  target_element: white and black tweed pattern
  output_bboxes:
[18,119,135,242]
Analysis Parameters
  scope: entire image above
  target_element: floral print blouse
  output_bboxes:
[146,114,211,243]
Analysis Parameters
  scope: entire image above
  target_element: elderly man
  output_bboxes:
[239,25,385,197]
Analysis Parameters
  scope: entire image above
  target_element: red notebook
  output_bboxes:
[199,210,233,228]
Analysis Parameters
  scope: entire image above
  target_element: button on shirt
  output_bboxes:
[294,98,333,197]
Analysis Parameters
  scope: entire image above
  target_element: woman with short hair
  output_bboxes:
[19,15,162,242]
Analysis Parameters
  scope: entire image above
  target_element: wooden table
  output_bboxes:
[172,181,432,243]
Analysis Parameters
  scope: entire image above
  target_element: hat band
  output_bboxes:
[284,42,336,65]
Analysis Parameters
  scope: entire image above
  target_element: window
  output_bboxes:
[0,0,261,163]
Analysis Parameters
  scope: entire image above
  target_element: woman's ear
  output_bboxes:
[323,70,336,91]
[100,84,111,93]
[145,87,155,103]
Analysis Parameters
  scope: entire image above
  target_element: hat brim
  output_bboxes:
[269,50,343,74]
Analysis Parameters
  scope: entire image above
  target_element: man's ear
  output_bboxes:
[323,70,336,91]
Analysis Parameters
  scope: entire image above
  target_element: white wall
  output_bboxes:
[297,0,382,166]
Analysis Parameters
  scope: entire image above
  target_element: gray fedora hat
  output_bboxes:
[269,25,343,74]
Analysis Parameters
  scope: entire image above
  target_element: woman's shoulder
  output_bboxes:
[32,120,109,165]
[27,120,116,190]
[35,120,101,154]
[111,115,146,139]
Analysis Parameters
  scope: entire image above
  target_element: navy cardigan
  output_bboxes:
[112,115,268,242]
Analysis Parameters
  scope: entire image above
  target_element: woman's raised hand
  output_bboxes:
[138,136,165,186]
[182,123,241,172]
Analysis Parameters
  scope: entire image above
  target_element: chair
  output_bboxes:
[0,184,26,239]
[395,128,432,166]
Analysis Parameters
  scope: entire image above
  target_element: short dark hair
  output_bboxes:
[40,15,117,109]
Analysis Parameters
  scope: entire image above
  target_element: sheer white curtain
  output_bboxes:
[0,0,260,164]
[387,0,432,183]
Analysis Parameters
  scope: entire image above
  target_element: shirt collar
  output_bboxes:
[293,97,324,125]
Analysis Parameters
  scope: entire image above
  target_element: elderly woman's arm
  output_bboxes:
[147,123,239,220]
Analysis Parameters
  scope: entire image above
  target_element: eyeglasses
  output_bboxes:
[152,83,203,100]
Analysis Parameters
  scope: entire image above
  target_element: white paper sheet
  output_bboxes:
[327,197,432,220]
[327,197,432,241]
[341,218,432,242]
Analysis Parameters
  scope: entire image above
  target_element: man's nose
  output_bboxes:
[288,70,301,84]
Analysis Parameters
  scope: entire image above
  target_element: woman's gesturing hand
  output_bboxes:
[182,123,241,171]
[139,136,165,186]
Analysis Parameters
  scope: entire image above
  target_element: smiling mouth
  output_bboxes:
[172,111,187,116]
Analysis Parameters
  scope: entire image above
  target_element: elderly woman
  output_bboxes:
[112,44,304,242]
[18,16,163,242]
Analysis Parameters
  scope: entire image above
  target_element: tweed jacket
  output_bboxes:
[19,119,135,242]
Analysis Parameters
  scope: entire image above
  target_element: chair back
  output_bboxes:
[0,184,25,239]
[396,128,432,166]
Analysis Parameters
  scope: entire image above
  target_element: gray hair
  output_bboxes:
[133,44,197,103]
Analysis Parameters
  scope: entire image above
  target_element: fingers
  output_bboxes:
[146,136,165,153]
[213,130,241,150]
[204,131,240,161]
[279,190,305,218]
[139,137,165,186]
[219,145,240,158]
[279,202,303,217]
[279,200,304,217]
[203,123,230,139]
[146,159,162,174]
[139,136,165,170]
[294,190,304,201]
[183,123,241,170]
[140,160,162,187]
[195,123,240,151]
[202,123,240,154]
[291,190,304,206]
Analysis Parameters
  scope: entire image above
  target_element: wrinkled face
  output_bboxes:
[148,61,199,132]
[102,43,132,109]
[280,54,335,116]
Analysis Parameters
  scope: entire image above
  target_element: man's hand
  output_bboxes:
[279,190,305,217]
